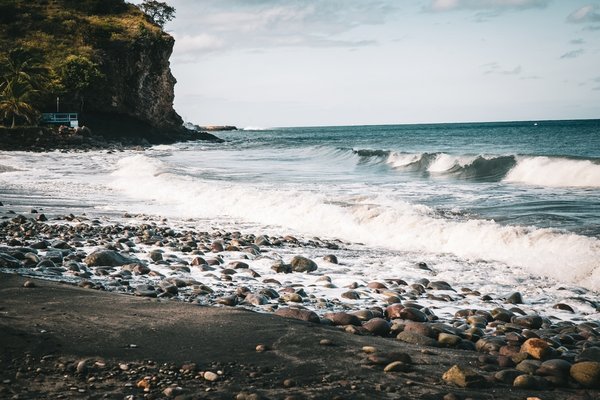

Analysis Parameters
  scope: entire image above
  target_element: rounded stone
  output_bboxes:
[363,318,391,337]
[323,312,362,326]
[442,365,484,388]
[323,254,338,264]
[396,331,438,347]
[513,375,548,390]
[494,369,523,384]
[506,292,523,304]
[290,255,318,272]
[384,361,411,373]
[438,333,462,347]
[536,359,571,378]
[570,361,600,388]
[400,307,428,323]
[204,371,219,382]
[520,338,553,360]
[341,290,360,300]
[274,307,320,323]
[385,303,404,319]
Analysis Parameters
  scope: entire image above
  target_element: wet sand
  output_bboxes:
[0,273,596,400]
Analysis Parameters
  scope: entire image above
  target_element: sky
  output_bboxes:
[136,0,600,127]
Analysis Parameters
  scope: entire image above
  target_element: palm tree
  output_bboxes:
[0,79,39,128]
[0,47,48,91]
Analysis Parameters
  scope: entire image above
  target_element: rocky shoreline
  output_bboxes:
[0,126,223,152]
[1,208,599,399]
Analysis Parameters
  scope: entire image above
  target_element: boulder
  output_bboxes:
[442,365,485,388]
[363,318,391,337]
[290,256,317,273]
[396,331,438,347]
[570,361,600,388]
[84,250,139,267]
[520,338,553,360]
[274,307,320,324]
[323,312,362,326]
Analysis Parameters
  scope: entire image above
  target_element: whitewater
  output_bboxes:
[1,120,599,296]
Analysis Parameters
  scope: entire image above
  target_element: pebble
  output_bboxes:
[513,374,548,390]
[363,318,390,337]
[494,369,523,384]
[396,331,438,347]
[442,365,485,388]
[323,312,362,326]
[203,371,219,382]
[520,338,553,360]
[255,344,269,352]
[322,254,338,264]
[23,280,36,288]
[274,307,320,323]
[506,292,523,304]
[362,346,377,354]
[570,361,600,388]
[290,255,318,272]
[383,361,411,373]
[283,378,296,387]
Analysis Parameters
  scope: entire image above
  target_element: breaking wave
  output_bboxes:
[111,154,600,291]
[349,149,600,187]
[0,164,18,173]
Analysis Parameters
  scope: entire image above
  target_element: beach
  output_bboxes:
[1,203,599,399]
[1,121,599,398]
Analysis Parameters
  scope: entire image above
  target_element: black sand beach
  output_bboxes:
[1,209,599,399]
[1,273,598,400]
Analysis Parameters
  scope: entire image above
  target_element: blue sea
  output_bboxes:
[1,119,599,296]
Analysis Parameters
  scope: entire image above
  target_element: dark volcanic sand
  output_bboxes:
[0,274,596,400]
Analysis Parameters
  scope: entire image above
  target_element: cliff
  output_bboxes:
[0,0,219,144]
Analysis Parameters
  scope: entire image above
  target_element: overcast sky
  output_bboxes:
[140,0,600,127]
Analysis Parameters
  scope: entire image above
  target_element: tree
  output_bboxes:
[58,55,103,112]
[138,0,175,28]
[0,79,39,128]
[0,47,48,92]
[0,48,45,128]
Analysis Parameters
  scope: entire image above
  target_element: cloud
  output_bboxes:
[567,4,600,23]
[425,0,549,13]
[560,49,585,59]
[570,38,585,45]
[170,0,393,58]
[174,34,226,54]
[482,62,522,75]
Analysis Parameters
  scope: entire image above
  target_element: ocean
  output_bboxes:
[1,119,599,319]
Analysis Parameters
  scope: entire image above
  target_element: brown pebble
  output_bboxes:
[319,339,334,346]
[362,346,377,354]
[255,344,269,352]
[204,371,219,382]
[283,378,296,387]
[384,361,411,373]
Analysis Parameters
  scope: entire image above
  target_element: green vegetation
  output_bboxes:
[0,0,172,128]
[0,79,39,128]
[138,1,176,28]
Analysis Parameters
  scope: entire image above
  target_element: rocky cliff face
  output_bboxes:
[87,30,183,133]
[0,0,210,142]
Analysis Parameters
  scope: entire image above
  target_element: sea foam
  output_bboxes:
[504,156,600,188]
[112,154,600,291]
